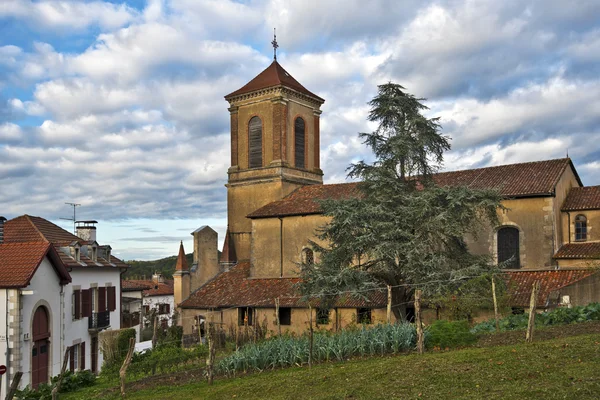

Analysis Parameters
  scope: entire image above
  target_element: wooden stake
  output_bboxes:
[119,337,135,397]
[152,315,158,348]
[491,275,500,332]
[206,318,215,385]
[526,281,540,343]
[387,285,392,325]
[415,289,424,355]
[5,372,22,400]
[51,346,71,400]
[308,305,313,369]
[275,297,281,336]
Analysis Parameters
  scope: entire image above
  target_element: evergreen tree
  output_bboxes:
[299,83,503,319]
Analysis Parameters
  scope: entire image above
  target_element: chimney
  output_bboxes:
[190,226,219,292]
[75,220,98,242]
[152,272,164,284]
[0,216,6,244]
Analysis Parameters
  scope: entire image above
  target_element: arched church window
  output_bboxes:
[294,117,305,169]
[497,227,520,269]
[302,248,314,265]
[249,116,262,168]
[575,215,587,241]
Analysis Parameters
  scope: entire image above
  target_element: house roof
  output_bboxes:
[504,269,597,307]
[4,215,128,269]
[122,280,154,292]
[0,242,71,288]
[554,242,600,260]
[225,61,324,102]
[125,279,174,296]
[179,262,386,309]
[249,158,578,219]
[175,241,189,271]
[561,185,600,211]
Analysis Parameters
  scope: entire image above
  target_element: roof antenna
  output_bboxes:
[271,28,279,61]
[566,148,569,158]
[60,202,81,234]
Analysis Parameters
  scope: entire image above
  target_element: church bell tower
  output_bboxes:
[224,35,325,262]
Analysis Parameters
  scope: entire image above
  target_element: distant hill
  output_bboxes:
[125,253,193,280]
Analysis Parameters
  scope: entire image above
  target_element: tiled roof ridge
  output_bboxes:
[436,157,570,177]
[28,214,81,242]
[21,215,48,242]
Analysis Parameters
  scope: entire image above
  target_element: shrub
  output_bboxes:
[16,370,96,399]
[426,320,476,349]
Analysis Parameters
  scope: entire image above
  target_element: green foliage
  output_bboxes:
[117,328,137,356]
[16,370,96,399]
[471,303,600,334]
[425,320,477,349]
[299,83,503,318]
[125,253,193,280]
[216,323,416,376]
[100,328,137,376]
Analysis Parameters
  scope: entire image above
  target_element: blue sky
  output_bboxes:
[2,0,600,260]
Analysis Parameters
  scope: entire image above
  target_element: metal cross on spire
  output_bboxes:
[271,28,279,61]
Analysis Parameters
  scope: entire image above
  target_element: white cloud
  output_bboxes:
[0,123,22,141]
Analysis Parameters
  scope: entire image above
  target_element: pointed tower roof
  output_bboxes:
[225,61,324,102]
[175,241,189,271]
[220,227,237,264]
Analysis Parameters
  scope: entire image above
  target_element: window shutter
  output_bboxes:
[80,342,85,370]
[248,116,262,168]
[69,346,75,372]
[98,287,107,312]
[74,290,81,319]
[166,304,170,314]
[82,289,92,317]
[294,117,305,168]
[107,286,116,312]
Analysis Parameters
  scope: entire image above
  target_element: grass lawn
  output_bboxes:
[63,330,600,400]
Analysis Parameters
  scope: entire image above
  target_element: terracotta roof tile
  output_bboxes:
[180,262,386,309]
[504,269,597,307]
[249,159,577,219]
[554,243,600,259]
[122,280,154,292]
[562,186,600,211]
[5,215,128,269]
[225,61,324,102]
[0,242,71,288]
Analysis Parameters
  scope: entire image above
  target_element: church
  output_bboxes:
[173,55,600,338]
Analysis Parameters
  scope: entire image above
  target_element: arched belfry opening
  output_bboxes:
[223,45,325,262]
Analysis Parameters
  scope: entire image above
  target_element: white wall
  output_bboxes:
[143,295,175,326]
[17,258,63,390]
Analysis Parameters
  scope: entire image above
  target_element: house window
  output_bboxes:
[91,246,97,262]
[294,117,305,169]
[248,116,262,168]
[302,248,314,265]
[278,307,291,326]
[316,308,330,325]
[72,290,81,320]
[357,308,372,324]
[72,345,79,371]
[158,303,170,315]
[238,307,254,326]
[143,305,150,315]
[74,247,80,262]
[575,215,587,241]
[497,227,520,269]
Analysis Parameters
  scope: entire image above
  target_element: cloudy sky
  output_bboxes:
[1,0,600,261]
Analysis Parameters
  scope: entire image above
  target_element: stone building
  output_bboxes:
[175,58,600,338]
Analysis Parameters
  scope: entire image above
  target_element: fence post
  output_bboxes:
[387,285,392,325]
[51,346,71,400]
[491,275,500,332]
[526,280,540,343]
[5,372,22,400]
[119,337,135,397]
[308,305,313,369]
[275,297,281,336]
[152,315,158,348]
[206,319,215,385]
[415,289,424,355]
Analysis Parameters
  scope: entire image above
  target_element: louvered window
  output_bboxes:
[497,227,520,269]
[575,215,587,241]
[248,116,262,168]
[294,117,305,168]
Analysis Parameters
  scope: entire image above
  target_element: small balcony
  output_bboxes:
[88,310,110,332]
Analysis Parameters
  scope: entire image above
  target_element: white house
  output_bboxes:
[0,215,128,392]
[124,275,175,332]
